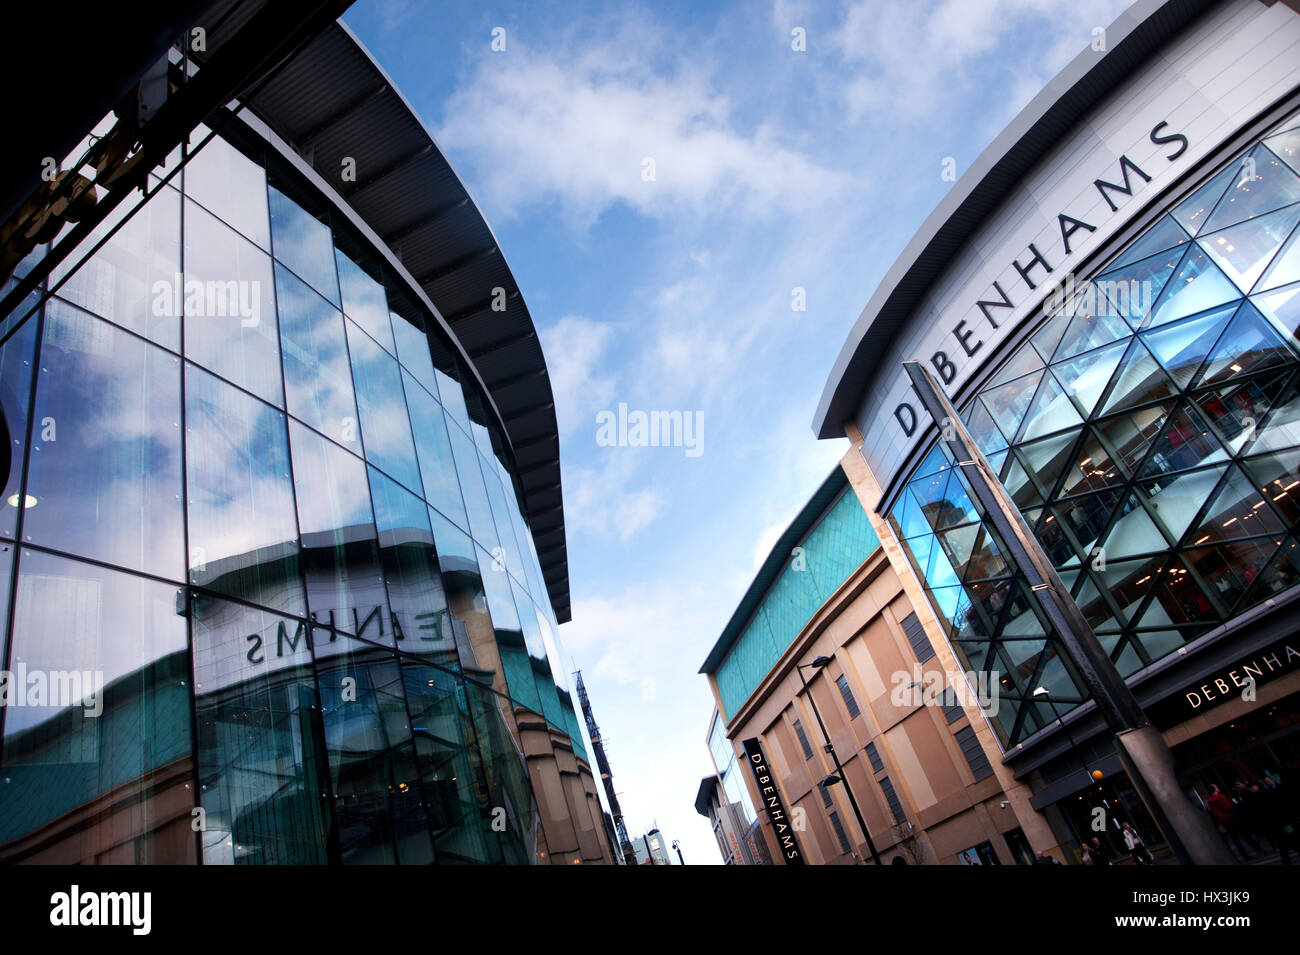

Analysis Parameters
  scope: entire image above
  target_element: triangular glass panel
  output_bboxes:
[1073,572,1121,632]
[927,585,966,626]
[1133,555,1221,628]
[1241,447,1300,527]
[984,346,1044,391]
[1096,495,1168,560]
[1054,426,1127,498]
[1237,535,1300,611]
[1199,202,1300,292]
[1094,400,1176,476]
[1266,127,1300,176]
[1094,245,1184,328]
[1144,464,1228,542]
[1030,307,1074,363]
[979,370,1042,444]
[986,448,1009,477]
[1096,338,1176,415]
[963,397,1008,455]
[1143,246,1242,330]
[1194,369,1292,455]
[1138,404,1226,478]
[1129,629,1189,663]
[1016,429,1080,498]
[895,484,932,539]
[1180,463,1286,546]
[1180,537,1281,616]
[926,532,963,589]
[1194,300,1293,388]
[1252,280,1300,345]
[1172,162,1241,236]
[1200,145,1300,234]
[1051,339,1129,420]
[1254,218,1300,293]
[900,530,935,575]
[1107,216,1192,271]
[1019,371,1084,442]
[914,444,951,480]
[1114,640,1146,678]
[962,524,1011,582]
[935,476,980,533]
[1247,374,1300,456]
[1052,486,1127,560]
[935,522,980,580]
[1037,503,1083,568]
[1140,305,1235,389]
[1052,289,1132,361]
[1003,453,1043,510]
[1098,554,1166,625]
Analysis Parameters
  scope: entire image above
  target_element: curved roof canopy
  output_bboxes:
[200,11,572,620]
[813,0,1217,442]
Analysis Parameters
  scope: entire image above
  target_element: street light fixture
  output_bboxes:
[796,657,883,865]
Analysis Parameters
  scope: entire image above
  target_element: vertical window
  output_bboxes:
[902,611,935,662]
[445,418,499,554]
[190,594,331,864]
[50,183,181,350]
[955,725,994,781]
[185,364,303,615]
[793,718,813,760]
[2,550,193,863]
[275,263,360,452]
[346,318,422,496]
[183,127,271,250]
[865,741,884,773]
[402,371,469,531]
[836,673,861,720]
[818,782,832,808]
[0,317,38,540]
[287,420,385,637]
[268,186,339,306]
[335,251,392,353]
[392,312,438,397]
[829,810,852,855]
[879,776,907,825]
[183,200,281,406]
[367,466,454,667]
[26,302,183,579]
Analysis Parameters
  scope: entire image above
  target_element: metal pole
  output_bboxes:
[796,663,883,865]
[902,360,1233,865]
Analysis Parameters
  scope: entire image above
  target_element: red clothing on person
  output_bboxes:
[1208,791,1235,825]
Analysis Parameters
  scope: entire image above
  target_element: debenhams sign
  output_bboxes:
[742,736,805,865]
[886,119,1192,449]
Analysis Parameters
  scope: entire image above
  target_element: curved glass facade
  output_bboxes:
[890,107,1300,747]
[715,486,880,719]
[0,121,595,864]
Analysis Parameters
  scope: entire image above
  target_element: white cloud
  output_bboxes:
[437,23,851,226]
[832,0,1132,122]
[538,314,617,437]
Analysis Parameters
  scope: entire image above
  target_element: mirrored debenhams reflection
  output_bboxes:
[0,118,609,864]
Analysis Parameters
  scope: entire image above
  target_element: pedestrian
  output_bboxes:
[1089,835,1112,866]
[1209,783,1260,859]
[1034,850,1061,865]
[1122,822,1152,865]
[1081,843,1096,865]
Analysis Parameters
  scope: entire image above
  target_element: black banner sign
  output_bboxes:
[742,737,805,865]
[1148,636,1300,727]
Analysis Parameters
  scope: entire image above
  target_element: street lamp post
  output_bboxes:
[796,656,883,865]
[903,359,1232,865]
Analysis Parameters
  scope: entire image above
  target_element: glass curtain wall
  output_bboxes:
[0,120,583,864]
[890,108,1300,746]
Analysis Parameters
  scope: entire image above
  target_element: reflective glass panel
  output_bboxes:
[268,186,340,306]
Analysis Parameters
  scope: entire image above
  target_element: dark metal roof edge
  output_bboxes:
[694,775,720,817]
[812,0,1221,440]
[699,467,849,675]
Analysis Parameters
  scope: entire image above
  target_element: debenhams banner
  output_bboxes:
[855,4,1300,490]
[742,737,805,865]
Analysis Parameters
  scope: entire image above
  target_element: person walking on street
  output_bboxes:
[1122,822,1152,865]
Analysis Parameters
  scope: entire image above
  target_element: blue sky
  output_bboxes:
[345,0,1133,863]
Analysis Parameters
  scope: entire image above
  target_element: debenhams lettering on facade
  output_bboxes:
[892,120,1190,438]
